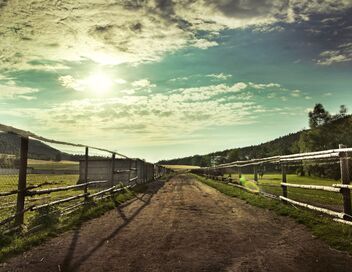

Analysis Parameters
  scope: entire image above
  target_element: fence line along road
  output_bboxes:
[0,123,172,233]
[192,144,352,225]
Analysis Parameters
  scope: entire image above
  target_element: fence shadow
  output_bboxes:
[60,180,165,272]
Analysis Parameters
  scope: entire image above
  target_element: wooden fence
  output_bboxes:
[0,124,172,233]
[192,144,352,226]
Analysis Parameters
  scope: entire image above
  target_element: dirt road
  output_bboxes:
[1,174,351,272]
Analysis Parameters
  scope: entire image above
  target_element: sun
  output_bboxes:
[85,73,113,95]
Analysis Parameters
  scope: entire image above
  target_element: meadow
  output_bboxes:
[226,173,344,212]
[0,174,84,224]
[27,159,79,171]
[162,165,200,171]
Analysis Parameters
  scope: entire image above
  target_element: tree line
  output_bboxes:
[159,104,351,179]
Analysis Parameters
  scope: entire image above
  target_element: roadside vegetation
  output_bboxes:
[0,174,81,223]
[193,174,352,254]
[0,182,147,261]
[0,173,174,262]
[227,173,344,211]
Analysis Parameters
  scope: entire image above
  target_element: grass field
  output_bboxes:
[27,159,79,170]
[225,173,344,211]
[0,174,90,225]
[162,165,200,171]
[0,182,151,261]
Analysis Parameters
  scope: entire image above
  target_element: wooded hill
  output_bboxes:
[158,131,303,167]
[159,104,352,168]
[0,133,70,161]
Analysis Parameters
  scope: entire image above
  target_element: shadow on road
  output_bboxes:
[61,180,165,272]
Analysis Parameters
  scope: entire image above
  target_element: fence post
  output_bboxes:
[15,136,29,228]
[339,144,352,219]
[238,167,242,179]
[111,153,115,187]
[254,165,258,183]
[281,164,287,204]
[84,147,89,201]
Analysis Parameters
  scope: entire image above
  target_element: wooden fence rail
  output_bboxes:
[0,124,173,233]
[192,144,352,224]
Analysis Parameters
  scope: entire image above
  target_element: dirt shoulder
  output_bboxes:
[1,174,351,272]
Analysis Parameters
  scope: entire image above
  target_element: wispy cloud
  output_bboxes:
[5,80,303,147]
[0,77,38,100]
[1,0,351,70]
[206,73,232,80]
[131,79,156,89]
[316,49,352,65]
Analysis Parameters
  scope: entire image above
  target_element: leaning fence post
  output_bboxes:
[254,165,258,183]
[15,136,29,228]
[339,144,352,219]
[281,164,287,204]
[84,147,89,201]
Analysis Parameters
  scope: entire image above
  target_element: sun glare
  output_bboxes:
[86,73,113,95]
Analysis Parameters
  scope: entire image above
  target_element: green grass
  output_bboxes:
[0,174,82,223]
[0,183,149,262]
[0,173,112,236]
[193,174,352,254]
[227,173,344,211]
[161,165,200,171]
[27,159,79,171]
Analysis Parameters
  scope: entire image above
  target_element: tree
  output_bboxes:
[308,103,331,128]
[227,149,239,163]
[339,105,348,117]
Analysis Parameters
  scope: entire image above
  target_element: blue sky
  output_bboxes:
[0,1,352,162]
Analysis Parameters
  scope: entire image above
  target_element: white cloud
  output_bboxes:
[14,81,284,144]
[191,39,218,49]
[58,75,85,92]
[248,82,281,89]
[115,78,127,85]
[1,0,351,70]
[207,73,232,80]
[0,80,39,100]
[316,50,352,65]
[291,90,301,97]
[131,79,156,89]
[169,76,190,82]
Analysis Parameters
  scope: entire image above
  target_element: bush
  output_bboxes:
[29,206,60,229]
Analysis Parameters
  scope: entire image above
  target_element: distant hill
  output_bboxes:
[0,132,70,161]
[158,131,303,167]
[158,114,352,167]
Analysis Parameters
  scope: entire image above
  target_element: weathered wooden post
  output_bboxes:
[84,147,89,201]
[111,153,116,187]
[128,158,133,182]
[339,144,352,219]
[15,136,29,228]
[281,164,287,204]
[254,165,258,183]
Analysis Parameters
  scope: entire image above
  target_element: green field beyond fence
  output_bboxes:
[0,174,82,224]
[226,173,344,212]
